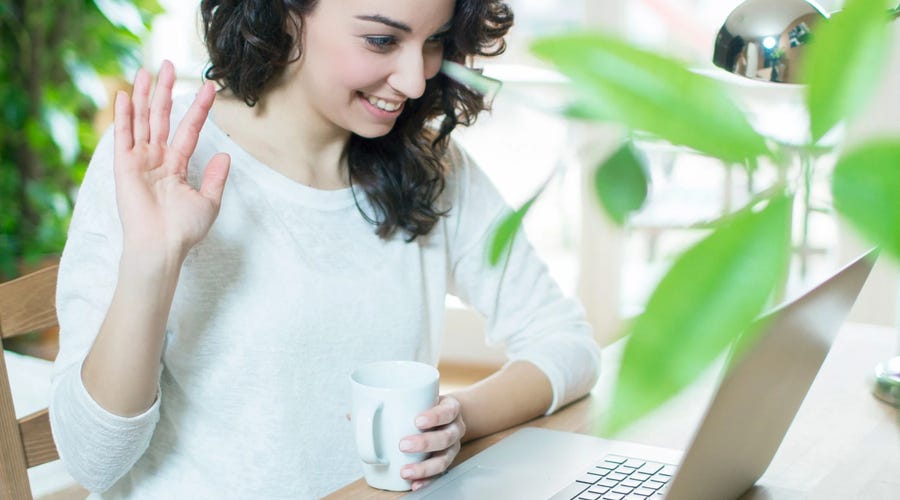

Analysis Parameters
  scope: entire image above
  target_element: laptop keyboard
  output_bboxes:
[568,454,676,500]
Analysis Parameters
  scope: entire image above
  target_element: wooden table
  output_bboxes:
[325,323,900,499]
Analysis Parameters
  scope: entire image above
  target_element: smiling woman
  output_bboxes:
[203,0,512,236]
[48,0,600,498]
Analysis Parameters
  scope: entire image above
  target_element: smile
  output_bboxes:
[364,94,404,112]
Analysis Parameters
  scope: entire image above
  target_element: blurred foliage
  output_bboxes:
[444,0,899,434]
[530,33,771,164]
[0,0,161,279]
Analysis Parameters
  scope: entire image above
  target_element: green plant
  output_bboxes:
[445,0,900,434]
[0,0,162,279]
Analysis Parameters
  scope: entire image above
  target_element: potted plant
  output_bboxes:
[0,0,161,359]
[0,0,162,280]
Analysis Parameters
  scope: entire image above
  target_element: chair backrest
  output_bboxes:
[0,264,60,500]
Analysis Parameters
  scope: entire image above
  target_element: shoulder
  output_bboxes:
[440,140,503,209]
[442,141,484,197]
[443,139,478,177]
[435,139,510,247]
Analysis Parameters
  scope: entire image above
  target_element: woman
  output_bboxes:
[50,0,600,497]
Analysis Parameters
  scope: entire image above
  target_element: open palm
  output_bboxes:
[113,61,230,261]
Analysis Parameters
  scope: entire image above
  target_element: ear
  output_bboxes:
[285,11,305,62]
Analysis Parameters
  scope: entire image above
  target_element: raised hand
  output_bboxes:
[113,60,230,263]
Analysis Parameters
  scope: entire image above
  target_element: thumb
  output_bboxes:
[199,152,231,206]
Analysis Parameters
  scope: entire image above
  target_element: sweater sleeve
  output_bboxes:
[444,145,601,414]
[49,127,161,493]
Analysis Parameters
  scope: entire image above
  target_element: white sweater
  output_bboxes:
[50,97,600,499]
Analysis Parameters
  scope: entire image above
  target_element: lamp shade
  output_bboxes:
[713,0,829,83]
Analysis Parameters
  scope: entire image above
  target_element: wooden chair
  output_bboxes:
[0,264,60,499]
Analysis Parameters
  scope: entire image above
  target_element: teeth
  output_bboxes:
[366,95,402,112]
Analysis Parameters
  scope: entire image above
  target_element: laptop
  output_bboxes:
[407,249,876,500]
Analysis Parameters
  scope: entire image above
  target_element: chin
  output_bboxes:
[352,125,395,139]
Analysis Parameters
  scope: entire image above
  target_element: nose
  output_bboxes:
[387,47,429,100]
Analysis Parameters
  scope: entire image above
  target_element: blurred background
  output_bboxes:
[4,1,900,354]
[1,1,898,496]
[3,0,899,358]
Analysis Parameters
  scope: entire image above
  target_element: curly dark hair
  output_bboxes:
[200,0,514,240]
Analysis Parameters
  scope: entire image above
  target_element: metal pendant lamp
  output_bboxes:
[712,0,829,84]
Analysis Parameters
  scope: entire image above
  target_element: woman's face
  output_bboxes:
[292,0,455,139]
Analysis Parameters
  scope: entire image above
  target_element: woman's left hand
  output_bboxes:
[398,395,466,491]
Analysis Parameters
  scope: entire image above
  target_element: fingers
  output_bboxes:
[115,62,176,162]
[410,479,433,492]
[199,153,231,206]
[400,396,465,453]
[114,91,134,158]
[397,396,466,486]
[401,423,463,454]
[131,68,152,145]
[170,81,217,169]
[415,396,463,430]
[400,441,461,488]
[150,60,176,147]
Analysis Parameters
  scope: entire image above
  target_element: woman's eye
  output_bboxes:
[426,33,447,46]
[365,36,396,50]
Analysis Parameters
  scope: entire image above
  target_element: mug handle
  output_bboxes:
[356,400,388,465]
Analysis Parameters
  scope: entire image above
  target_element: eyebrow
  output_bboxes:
[355,15,411,32]
[355,15,453,34]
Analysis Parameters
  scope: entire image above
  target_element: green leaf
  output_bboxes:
[92,0,149,37]
[64,55,109,108]
[831,141,900,260]
[43,107,80,166]
[604,194,793,435]
[803,0,893,142]
[134,0,165,17]
[488,197,537,266]
[440,61,503,102]
[593,142,649,225]
[531,32,770,164]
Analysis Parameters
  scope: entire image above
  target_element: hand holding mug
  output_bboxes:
[351,361,443,491]
[398,395,466,491]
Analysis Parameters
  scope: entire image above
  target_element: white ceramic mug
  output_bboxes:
[350,360,439,491]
